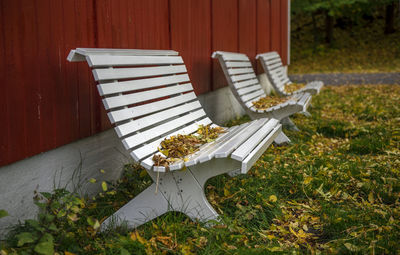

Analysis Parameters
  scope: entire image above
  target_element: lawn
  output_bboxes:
[1,85,399,254]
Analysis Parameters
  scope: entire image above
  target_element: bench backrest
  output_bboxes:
[212,51,266,111]
[68,48,213,171]
[256,52,290,96]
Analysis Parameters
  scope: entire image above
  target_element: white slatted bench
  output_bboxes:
[67,48,290,230]
[256,51,324,97]
[212,51,311,131]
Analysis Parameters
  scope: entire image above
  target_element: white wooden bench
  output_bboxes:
[67,48,290,229]
[212,51,312,131]
[256,51,324,97]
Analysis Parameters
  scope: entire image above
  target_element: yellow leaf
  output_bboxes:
[89,178,96,183]
[303,176,313,185]
[344,243,360,252]
[101,181,108,192]
[130,231,146,245]
[93,220,100,230]
[65,252,76,255]
[368,192,374,203]
[139,170,148,178]
[1,250,8,255]
[100,169,105,174]
[269,195,277,203]
[224,187,230,196]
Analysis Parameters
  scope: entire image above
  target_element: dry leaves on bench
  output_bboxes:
[152,124,225,167]
[252,96,288,110]
[284,83,305,94]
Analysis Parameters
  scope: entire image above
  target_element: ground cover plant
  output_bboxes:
[1,84,399,254]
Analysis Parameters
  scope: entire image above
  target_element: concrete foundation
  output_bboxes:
[0,73,274,236]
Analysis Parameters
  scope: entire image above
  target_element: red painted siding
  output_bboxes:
[0,0,289,167]
[212,0,238,90]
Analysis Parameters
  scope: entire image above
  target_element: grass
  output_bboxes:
[1,85,400,254]
[290,16,400,74]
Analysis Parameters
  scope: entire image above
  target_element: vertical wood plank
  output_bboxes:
[63,0,80,142]
[170,0,212,95]
[75,0,96,138]
[3,0,28,163]
[20,0,41,158]
[211,0,239,90]
[36,0,56,152]
[238,0,257,66]
[0,1,8,165]
[256,0,271,73]
[129,0,170,49]
[270,0,281,54]
[280,0,289,65]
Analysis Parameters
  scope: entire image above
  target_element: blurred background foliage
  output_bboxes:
[290,0,400,73]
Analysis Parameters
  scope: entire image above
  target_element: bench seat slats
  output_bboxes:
[98,74,190,96]
[131,117,212,162]
[214,119,268,158]
[93,65,187,81]
[87,55,184,67]
[115,101,202,137]
[231,119,279,161]
[108,92,197,123]
[241,124,281,173]
[122,109,206,149]
[103,83,194,110]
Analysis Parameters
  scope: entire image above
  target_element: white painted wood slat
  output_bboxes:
[87,55,184,67]
[228,68,254,75]
[103,83,194,110]
[98,74,190,96]
[93,65,187,81]
[225,61,252,68]
[231,73,257,82]
[115,101,202,137]
[122,109,206,149]
[233,79,259,89]
[241,124,281,173]
[231,119,279,161]
[214,119,268,158]
[108,92,197,123]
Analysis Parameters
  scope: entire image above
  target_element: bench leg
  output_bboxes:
[300,111,312,117]
[100,183,169,231]
[274,131,291,144]
[101,159,241,230]
[281,117,300,131]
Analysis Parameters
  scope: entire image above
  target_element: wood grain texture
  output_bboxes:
[170,0,212,94]
[212,0,238,90]
[238,0,257,67]
[256,0,271,74]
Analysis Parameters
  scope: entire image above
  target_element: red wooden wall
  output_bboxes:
[0,0,289,167]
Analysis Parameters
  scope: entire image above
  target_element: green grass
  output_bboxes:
[290,16,400,74]
[1,85,400,254]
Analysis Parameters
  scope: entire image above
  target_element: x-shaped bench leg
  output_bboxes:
[101,159,241,230]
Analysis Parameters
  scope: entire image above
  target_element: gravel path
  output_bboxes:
[289,73,400,85]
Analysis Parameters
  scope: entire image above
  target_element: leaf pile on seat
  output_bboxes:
[252,96,288,110]
[152,124,225,167]
[284,83,306,94]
